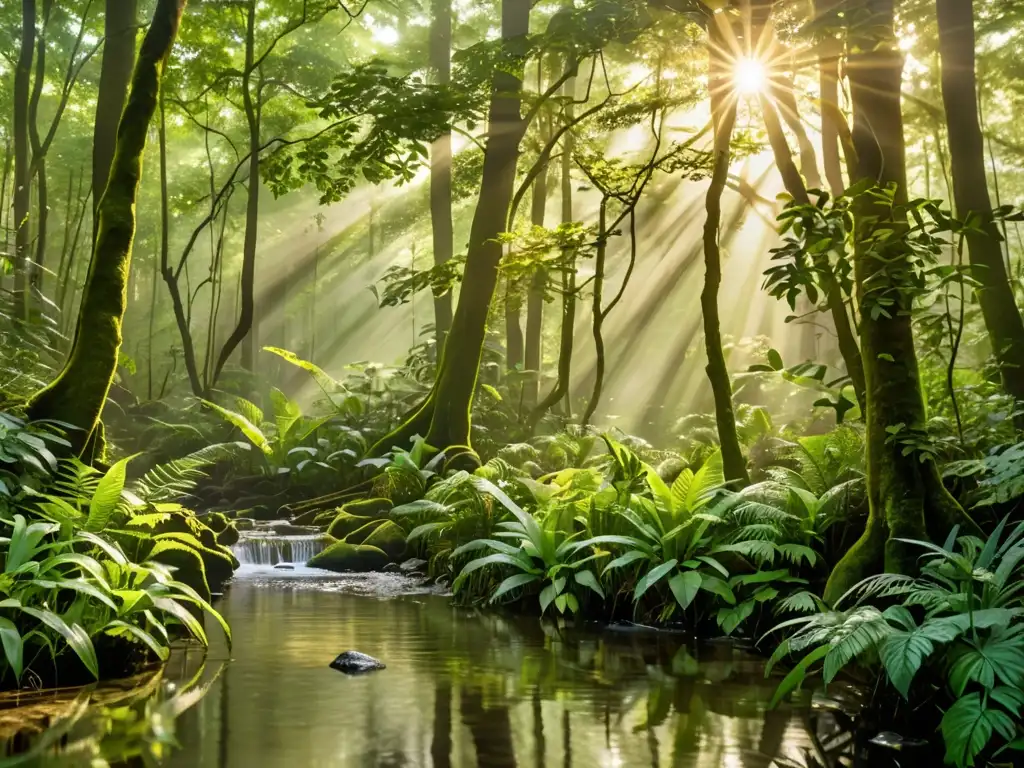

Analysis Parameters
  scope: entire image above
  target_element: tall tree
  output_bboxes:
[824,0,969,603]
[430,0,455,350]
[936,0,1024,409]
[13,0,36,319]
[28,0,189,456]
[701,14,749,486]
[93,0,139,235]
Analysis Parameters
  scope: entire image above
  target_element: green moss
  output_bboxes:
[344,520,385,545]
[342,498,394,517]
[146,545,211,603]
[327,511,371,539]
[361,521,406,561]
[216,524,239,548]
[307,542,390,573]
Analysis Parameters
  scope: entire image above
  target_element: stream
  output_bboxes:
[0,531,873,767]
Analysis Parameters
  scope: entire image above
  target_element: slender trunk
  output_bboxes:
[505,281,525,371]
[27,0,50,300]
[0,141,11,257]
[148,237,157,400]
[528,67,576,429]
[702,24,749,487]
[57,179,89,333]
[819,37,845,197]
[213,0,259,383]
[936,0,1024,408]
[824,0,970,603]
[28,0,188,455]
[582,199,608,426]
[14,0,37,319]
[158,95,203,396]
[770,81,822,191]
[93,0,139,237]
[430,0,454,350]
[54,168,77,304]
[760,94,866,412]
[371,0,532,454]
[524,165,549,406]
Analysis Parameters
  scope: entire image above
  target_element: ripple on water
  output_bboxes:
[228,564,448,598]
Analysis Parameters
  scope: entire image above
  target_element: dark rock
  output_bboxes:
[399,558,427,573]
[330,651,386,675]
[307,542,389,573]
[382,562,400,573]
[274,564,295,570]
[234,518,256,531]
[270,522,316,536]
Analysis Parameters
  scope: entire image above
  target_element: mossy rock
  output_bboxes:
[343,519,386,545]
[361,521,406,561]
[327,511,371,540]
[203,512,229,533]
[146,543,211,604]
[200,545,236,592]
[216,523,239,548]
[342,498,394,518]
[313,508,341,527]
[308,543,390,573]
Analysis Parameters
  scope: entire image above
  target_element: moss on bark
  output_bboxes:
[26,0,187,453]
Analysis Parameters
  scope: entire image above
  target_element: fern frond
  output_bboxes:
[132,442,245,503]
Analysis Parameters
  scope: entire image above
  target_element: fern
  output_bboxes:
[132,442,245,503]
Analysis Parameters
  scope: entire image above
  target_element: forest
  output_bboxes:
[0,0,1023,765]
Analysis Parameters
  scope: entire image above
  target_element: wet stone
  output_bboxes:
[330,651,386,675]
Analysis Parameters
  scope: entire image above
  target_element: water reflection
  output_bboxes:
[0,570,869,767]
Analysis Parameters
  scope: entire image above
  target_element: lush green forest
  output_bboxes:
[2,0,1024,764]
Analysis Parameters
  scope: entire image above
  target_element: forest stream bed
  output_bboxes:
[0,538,909,768]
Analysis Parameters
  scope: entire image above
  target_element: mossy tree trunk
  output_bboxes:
[823,0,968,604]
[936,0,1024,409]
[370,0,532,455]
[93,0,138,237]
[701,20,749,487]
[430,0,454,350]
[27,0,188,455]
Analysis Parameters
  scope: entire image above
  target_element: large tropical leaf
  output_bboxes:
[86,454,136,532]
[201,400,272,455]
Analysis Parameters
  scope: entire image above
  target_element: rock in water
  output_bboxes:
[330,651,386,674]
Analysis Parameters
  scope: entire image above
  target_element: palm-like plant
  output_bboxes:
[763,517,1024,768]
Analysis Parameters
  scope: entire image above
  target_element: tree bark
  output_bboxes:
[93,0,139,235]
[524,165,549,406]
[430,0,455,351]
[370,0,532,455]
[819,37,845,198]
[13,0,36,320]
[28,0,188,456]
[936,0,1024,409]
[702,21,749,487]
[213,0,260,382]
[824,0,969,603]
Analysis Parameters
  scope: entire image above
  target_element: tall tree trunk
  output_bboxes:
[581,199,609,426]
[430,0,454,351]
[936,0,1024,408]
[28,0,188,456]
[93,0,139,236]
[819,39,845,197]
[528,71,576,429]
[505,284,525,371]
[760,94,866,411]
[824,0,969,603]
[524,165,549,406]
[702,23,749,487]
[13,0,36,320]
[27,0,50,299]
[213,0,259,382]
[371,0,532,454]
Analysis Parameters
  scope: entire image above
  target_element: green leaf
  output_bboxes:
[152,597,208,646]
[634,559,678,602]
[700,574,736,605]
[718,599,755,635]
[270,387,303,445]
[769,645,829,709]
[86,454,137,532]
[202,400,272,455]
[941,693,998,768]
[949,629,1024,696]
[454,552,532,590]
[20,607,99,679]
[601,549,650,576]
[0,618,24,681]
[574,570,605,599]
[667,571,701,610]
[490,573,539,602]
[880,628,934,698]
[539,582,557,614]
[104,619,170,661]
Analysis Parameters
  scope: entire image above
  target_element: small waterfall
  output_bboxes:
[233,535,328,566]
